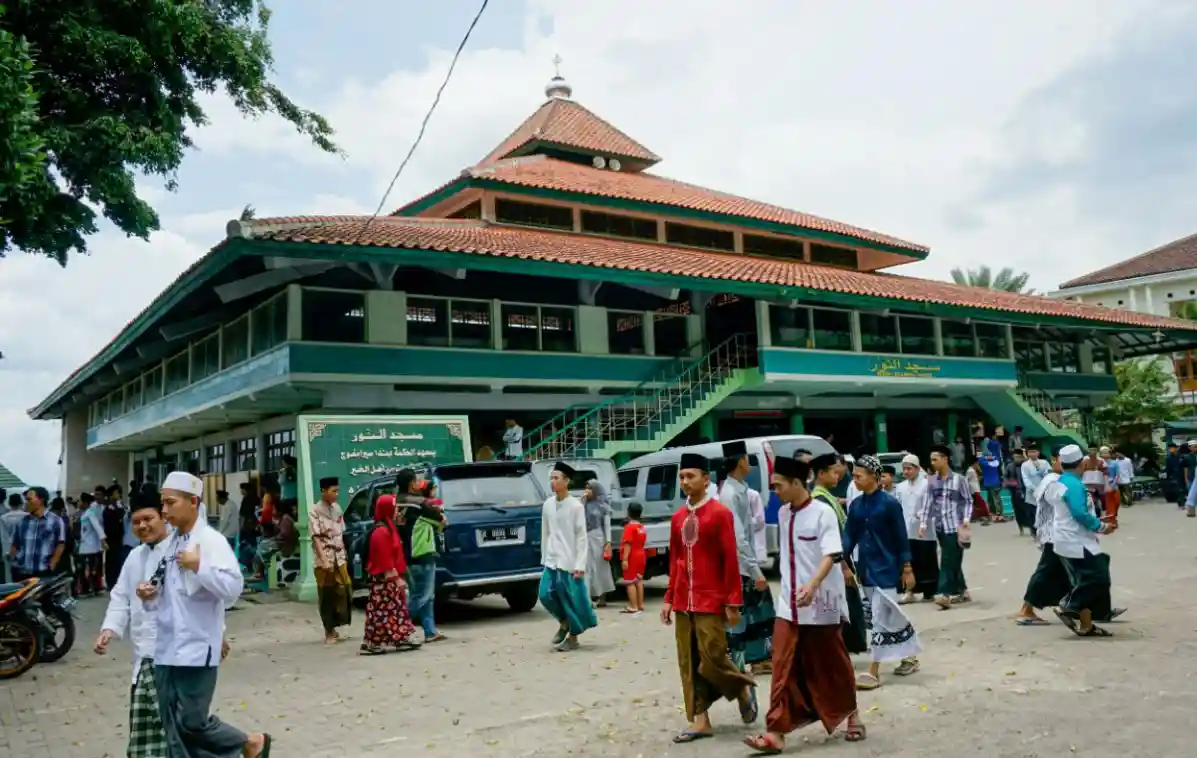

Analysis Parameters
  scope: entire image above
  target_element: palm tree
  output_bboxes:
[950,265,1033,294]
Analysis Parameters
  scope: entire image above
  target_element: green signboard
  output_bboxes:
[291,414,472,600]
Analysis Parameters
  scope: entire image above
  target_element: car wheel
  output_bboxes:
[502,583,540,613]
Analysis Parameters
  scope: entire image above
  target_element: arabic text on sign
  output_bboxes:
[869,359,942,378]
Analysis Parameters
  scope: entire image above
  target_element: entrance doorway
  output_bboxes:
[703,294,758,351]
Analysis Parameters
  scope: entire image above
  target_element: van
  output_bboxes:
[617,435,837,576]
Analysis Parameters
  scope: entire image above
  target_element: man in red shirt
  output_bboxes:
[661,453,756,743]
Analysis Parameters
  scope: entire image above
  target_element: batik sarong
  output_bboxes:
[727,575,776,667]
[861,586,921,662]
[314,564,352,632]
[362,574,416,649]
[538,568,598,636]
[766,620,857,734]
[675,612,755,721]
[128,658,168,758]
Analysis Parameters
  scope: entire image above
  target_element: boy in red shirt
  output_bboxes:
[620,502,647,615]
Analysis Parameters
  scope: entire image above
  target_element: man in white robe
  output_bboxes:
[148,472,270,757]
[537,461,597,652]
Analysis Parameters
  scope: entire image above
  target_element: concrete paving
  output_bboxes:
[3,498,1195,757]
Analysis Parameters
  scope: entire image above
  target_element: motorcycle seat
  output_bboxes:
[0,581,27,599]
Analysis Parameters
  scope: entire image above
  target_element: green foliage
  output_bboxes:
[949,265,1033,294]
[0,1,338,265]
[1094,358,1183,439]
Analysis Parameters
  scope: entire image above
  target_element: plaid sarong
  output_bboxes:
[128,658,168,757]
[727,575,775,666]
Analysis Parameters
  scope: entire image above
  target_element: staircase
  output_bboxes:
[521,334,758,460]
[973,370,1093,449]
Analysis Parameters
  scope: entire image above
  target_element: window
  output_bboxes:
[744,234,804,260]
[859,313,899,353]
[664,223,735,252]
[494,198,573,230]
[1015,340,1048,373]
[653,313,689,355]
[180,449,201,475]
[450,299,493,349]
[302,289,365,343]
[265,429,295,472]
[941,321,975,358]
[250,294,287,356]
[1179,358,1192,380]
[809,243,858,269]
[234,438,257,471]
[345,487,372,525]
[501,304,576,352]
[975,323,1009,359]
[811,308,852,351]
[608,310,646,355]
[144,364,164,403]
[617,469,639,499]
[407,297,449,347]
[644,464,678,501]
[770,305,811,348]
[898,316,937,355]
[222,315,250,368]
[164,351,189,395]
[191,332,220,382]
[107,390,124,419]
[206,444,227,474]
[580,210,657,241]
[125,380,144,412]
[408,297,491,349]
[1050,342,1080,373]
[448,200,482,219]
[1091,345,1111,374]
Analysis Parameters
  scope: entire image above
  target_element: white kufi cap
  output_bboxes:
[1058,444,1084,465]
[901,453,920,467]
[163,471,203,498]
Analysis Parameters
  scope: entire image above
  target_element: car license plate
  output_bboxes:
[476,525,526,547]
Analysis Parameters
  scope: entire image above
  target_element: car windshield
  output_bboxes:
[437,473,542,509]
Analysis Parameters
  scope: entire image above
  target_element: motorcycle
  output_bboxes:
[28,574,77,663]
[0,579,43,679]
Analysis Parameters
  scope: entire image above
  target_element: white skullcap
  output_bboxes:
[1188,440,1197,446]
[843,454,855,464]
[901,453,920,467]
[1058,445,1084,465]
[1099,445,1110,454]
[163,471,203,498]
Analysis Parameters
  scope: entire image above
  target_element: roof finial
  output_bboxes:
[545,54,572,100]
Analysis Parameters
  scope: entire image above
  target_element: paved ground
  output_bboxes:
[4,498,1196,758]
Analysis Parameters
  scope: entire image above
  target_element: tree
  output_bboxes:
[0,1,338,265]
[949,265,1033,294]
[1093,357,1183,439]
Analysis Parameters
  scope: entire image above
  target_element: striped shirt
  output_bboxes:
[917,471,972,535]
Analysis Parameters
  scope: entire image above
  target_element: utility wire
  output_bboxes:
[353,0,490,244]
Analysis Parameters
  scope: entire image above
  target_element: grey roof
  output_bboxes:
[0,461,26,491]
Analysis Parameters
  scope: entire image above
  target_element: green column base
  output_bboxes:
[789,412,805,435]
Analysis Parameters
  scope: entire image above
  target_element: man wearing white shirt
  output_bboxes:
[502,419,524,460]
[1020,448,1051,539]
[895,454,937,604]
[537,461,597,652]
[147,472,270,758]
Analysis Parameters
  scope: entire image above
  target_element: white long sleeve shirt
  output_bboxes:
[720,477,763,580]
[747,489,767,562]
[101,538,173,682]
[540,495,588,573]
[153,522,243,668]
[79,505,106,555]
[1021,459,1050,494]
[503,426,524,458]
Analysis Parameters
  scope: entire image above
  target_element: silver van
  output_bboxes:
[616,435,837,577]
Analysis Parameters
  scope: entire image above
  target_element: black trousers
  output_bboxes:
[104,546,130,592]
[908,539,939,599]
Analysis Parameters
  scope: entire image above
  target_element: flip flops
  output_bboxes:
[743,734,784,754]
[1015,616,1050,626]
[673,730,713,744]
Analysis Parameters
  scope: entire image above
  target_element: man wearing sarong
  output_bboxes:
[96,483,230,758]
[918,445,973,609]
[810,454,866,656]
[1045,446,1117,637]
[662,452,756,744]
[149,472,271,757]
[744,456,864,753]
[309,477,352,645]
[720,441,775,693]
[538,461,597,652]
[1020,446,1051,538]
[894,454,937,604]
[844,455,920,690]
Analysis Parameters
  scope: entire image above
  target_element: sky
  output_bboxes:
[2,0,1195,488]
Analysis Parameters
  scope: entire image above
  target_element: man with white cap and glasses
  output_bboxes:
[894,454,937,604]
[1044,446,1116,637]
[147,471,272,757]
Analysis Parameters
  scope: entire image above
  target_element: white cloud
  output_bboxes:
[1,0,1184,485]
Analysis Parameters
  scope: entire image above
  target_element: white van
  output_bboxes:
[616,434,837,578]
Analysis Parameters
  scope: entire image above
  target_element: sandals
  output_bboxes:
[855,672,881,690]
[358,646,387,656]
[673,730,713,744]
[1103,608,1127,622]
[844,718,867,742]
[259,733,273,758]
[1076,624,1113,638]
[1053,608,1080,634]
[1015,616,1050,626]
[893,658,920,676]
[743,733,784,754]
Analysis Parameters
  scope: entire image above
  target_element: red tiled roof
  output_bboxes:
[241,216,1197,332]
[1059,233,1197,289]
[451,155,928,255]
[478,99,660,166]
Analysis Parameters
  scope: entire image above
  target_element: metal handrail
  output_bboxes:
[1014,369,1090,439]
[518,337,708,456]
[522,333,752,460]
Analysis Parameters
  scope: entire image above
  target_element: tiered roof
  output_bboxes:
[1059,233,1197,289]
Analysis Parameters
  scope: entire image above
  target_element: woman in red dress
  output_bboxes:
[361,494,418,655]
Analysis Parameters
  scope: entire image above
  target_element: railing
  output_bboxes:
[518,337,709,457]
[1014,370,1094,442]
[522,333,754,460]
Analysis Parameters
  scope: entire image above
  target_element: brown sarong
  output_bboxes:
[766,619,857,734]
[314,564,352,632]
[675,612,755,720]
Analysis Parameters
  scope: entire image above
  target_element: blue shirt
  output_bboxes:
[980,458,1001,488]
[12,511,67,574]
[842,489,910,590]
